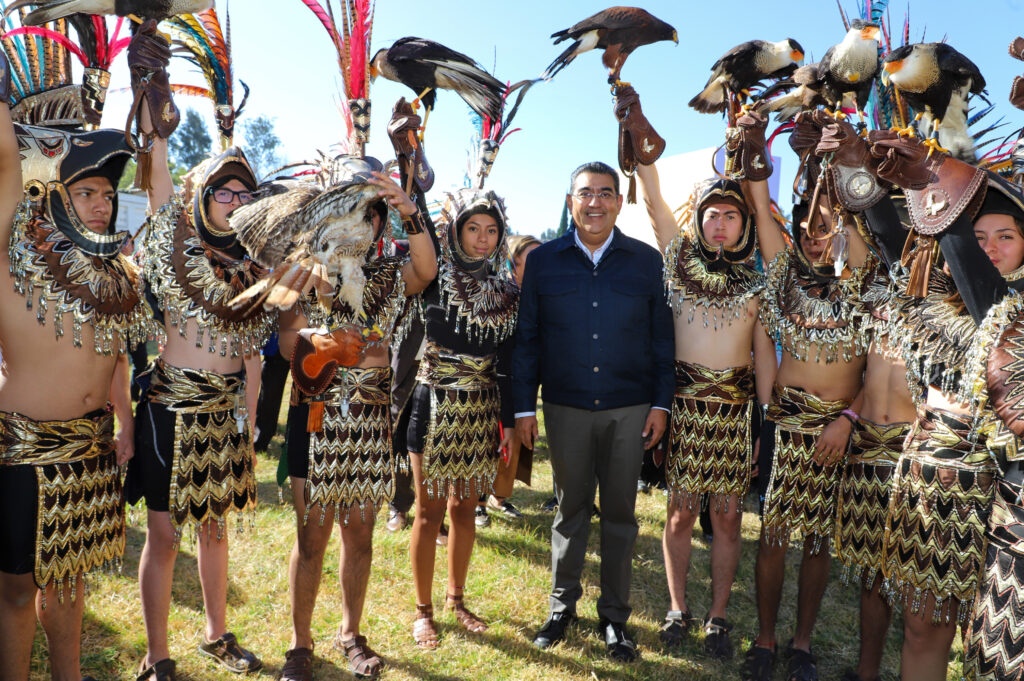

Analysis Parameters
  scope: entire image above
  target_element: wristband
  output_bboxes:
[402,210,426,235]
[840,408,859,425]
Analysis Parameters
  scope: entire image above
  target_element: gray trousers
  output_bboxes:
[543,402,648,623]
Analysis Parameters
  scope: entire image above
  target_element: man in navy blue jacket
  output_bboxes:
[513,161,674,662]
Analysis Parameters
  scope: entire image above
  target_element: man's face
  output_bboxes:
[975,213,1024,275]
[566,171,622,247]
[206,178,252,232]
[67,176,115,234]
[700,201,745,249]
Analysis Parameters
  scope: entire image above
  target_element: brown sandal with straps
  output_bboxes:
[335,634,384,679]
[413,603,440,649]
[446,593,488,633]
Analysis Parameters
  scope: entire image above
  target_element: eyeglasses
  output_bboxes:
[208,188,255,205]
[572,190,617,202]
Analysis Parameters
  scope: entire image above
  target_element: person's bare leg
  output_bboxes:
[446,482,480,596]
[754,531,789,648]
[855,575,892,681]
[707,496,742,620]
[0,572,40,681]
[36,575,85,681]
[662,498,698,613]
[409,452,447,606]
[196,520,229,642]
[791,536,831,652]
[337,507,375,641]
[138,510,179,665]
[288,476,335,650]
[901,596,958,681]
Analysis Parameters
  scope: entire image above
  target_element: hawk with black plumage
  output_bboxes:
[689,38,804,114]
[370,37,504,124]
[882,42,986,161]
[5,0,211,24]
[542,6,677,84]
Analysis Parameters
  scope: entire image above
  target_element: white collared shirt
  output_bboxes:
[574,228,614,266]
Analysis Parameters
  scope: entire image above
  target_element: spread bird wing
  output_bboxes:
[422,56,503,119]
[936,44,986,93]
[229,181,323,269]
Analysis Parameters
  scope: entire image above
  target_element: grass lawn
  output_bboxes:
[31,403,964,680]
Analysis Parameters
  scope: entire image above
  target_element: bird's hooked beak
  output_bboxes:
[671,30,678,44]
[880,59,902,86]
[861,25,881,42]
[369,63,379,82]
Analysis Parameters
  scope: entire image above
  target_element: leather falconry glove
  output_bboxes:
[1010,37,1024,111]
[613,84,665,203]
[127,20,180,190]
[387,98,434,197]
[868,133,986,235]
[789,110,833,159]
[731,105,773,181]
[816,118,887,212]
[290,326,381,397]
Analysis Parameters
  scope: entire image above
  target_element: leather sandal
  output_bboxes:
[136,658,176,681]
[197,632,262,673]
[335,634,383,679]
[659,609,694,647]
[413,603,440,649]
[280,646,314,681]
[446,593,487,633]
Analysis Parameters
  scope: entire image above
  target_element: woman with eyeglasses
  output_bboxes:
[406,188,519,649]
[124,26,277,677]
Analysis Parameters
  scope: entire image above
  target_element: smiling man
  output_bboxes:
[513,161,674,663]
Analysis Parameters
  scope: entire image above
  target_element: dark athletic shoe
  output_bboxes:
[702,616,734,660]
[741,643,777,681]
[658,609,694,648]
[784,640,818,681]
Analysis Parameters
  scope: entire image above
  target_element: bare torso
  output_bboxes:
[674,297,758,369]
[776,349,865,403]
[860,344,916,424]
[159,318,247,374]
[0,276,117,419]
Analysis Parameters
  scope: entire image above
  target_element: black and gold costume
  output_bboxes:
[407,189,518,499]
[2,125,143,598]
[835,418,910,588]
[668,360,755,510]
[287,251,411,523]
[145,361,256,536]
[761,384,850,552]
[0,409,121,600]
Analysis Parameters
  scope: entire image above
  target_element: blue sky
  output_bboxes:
[99,0,1024,237]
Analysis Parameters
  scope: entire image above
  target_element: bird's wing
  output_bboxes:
[936,44,986,93]
[228,181,323,269]
[565,6,651,36]
[387,36,474,67]
[16,0,113,26]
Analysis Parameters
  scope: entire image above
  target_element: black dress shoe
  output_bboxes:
[532,611,577,649]
[597,619,640,662]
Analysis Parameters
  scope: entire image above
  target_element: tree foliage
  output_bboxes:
[168,108,212,171]
[242,115,283,181]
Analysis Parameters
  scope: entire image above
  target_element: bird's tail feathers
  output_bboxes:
[541,39,579,80]
[21,0,107,26]
[688,77,727,114]
[429,58,504,119]
[765,89,805,121]
[549,28,569,43]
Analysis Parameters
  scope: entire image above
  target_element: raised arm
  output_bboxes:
[938,212,1009,325]
[861,195,909,268]
[367,171,436,295]
[0,55,23,255]
[744,178,787,263]
[636,163,679,253]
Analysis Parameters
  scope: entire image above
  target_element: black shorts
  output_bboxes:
[125,399,177,512]
[0,464,37,575]
[757,420,776,512]
[285,402,311,480]
[405,383,432,455]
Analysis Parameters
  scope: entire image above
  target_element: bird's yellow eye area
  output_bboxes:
[369,64,379,81]
[861,26,881,41]
[884,60,904,73]
[791,50,804,62]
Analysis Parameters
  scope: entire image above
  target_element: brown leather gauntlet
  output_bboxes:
[387,98,434,196]
[614,85,665,202]
[816,118,887,212]
[127,20,180,189]
[731,106,773,181]
[1010,37,1024,111]
[869,134,986,235]
[290,326,376,397]
[401,210,427,235]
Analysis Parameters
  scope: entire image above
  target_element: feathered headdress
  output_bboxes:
[467,79,534,188]
[163,4,247,150]
[1,4,127,128]
[298,0,374,155]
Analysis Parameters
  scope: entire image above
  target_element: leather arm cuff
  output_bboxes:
[402,210,427,236]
